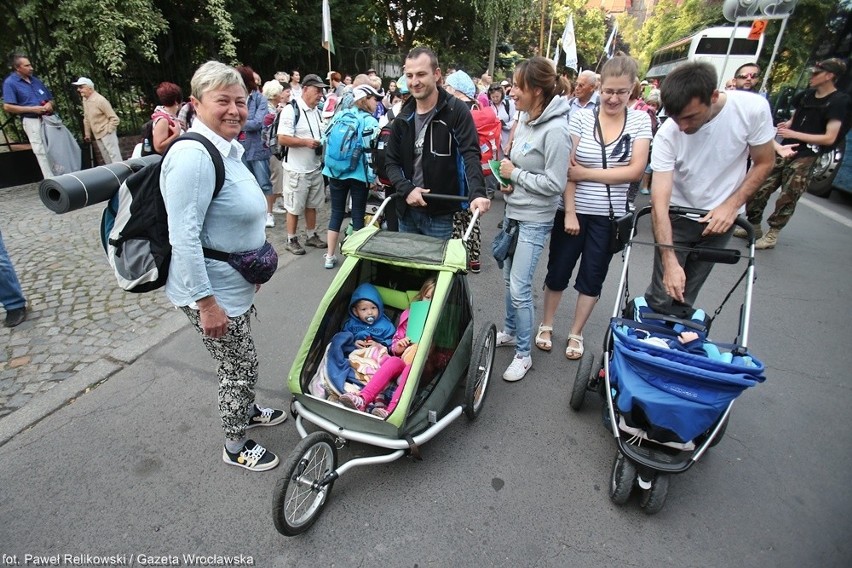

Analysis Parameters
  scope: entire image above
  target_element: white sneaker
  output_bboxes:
[265,213,275,228]
[323,254,337,269]
[496,331,517,347]
[503,354,532,382]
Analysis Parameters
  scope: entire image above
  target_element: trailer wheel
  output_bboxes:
[465,323,496,420]
[609,452,636,506]
[639,474,670,515]
[272,432,338,536]
[569,350,595,411]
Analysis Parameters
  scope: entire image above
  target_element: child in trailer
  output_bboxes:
[319,283,397,398]
[339,277,436,418]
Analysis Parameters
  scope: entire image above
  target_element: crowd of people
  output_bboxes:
[2,46,848,471]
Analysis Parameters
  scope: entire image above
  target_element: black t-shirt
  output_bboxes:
[786,89,850,157]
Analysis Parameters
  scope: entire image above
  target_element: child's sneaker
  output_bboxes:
[371,407,389,419]
[246,404,287,429]
[222,439,279,471]
[496,331,517,347]
[339,392,366,411]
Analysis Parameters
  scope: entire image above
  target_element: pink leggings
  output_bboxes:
[359,357,412,413]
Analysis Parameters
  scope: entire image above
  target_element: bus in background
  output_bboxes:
[646,26,765,89]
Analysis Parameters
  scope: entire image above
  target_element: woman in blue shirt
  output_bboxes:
[161,61,286,473]
[321,84,381,269]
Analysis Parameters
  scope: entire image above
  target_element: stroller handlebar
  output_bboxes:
[369,194,480,243]
[632,206,757,242]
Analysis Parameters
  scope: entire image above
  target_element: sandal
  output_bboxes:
[535,324,553,352]
[565,334,584,360]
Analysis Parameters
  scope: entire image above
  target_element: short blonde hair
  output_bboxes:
[191,61,246,100]
[369,75,382,91]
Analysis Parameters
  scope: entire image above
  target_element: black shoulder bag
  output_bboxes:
[594,109,633,255]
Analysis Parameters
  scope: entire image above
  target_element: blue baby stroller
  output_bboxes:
[570,206,766,514]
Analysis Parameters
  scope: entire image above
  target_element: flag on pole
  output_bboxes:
[603,20,619,59]
[322,0,335,54]
[552,43,560,68]
[562,14,578,72]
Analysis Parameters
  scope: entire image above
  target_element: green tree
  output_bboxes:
[472,0,528,76]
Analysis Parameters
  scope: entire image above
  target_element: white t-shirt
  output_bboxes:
[277,96,323,173]
[651,91,774,212]
[569,108,652,216]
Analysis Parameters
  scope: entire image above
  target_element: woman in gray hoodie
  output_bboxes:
[495,56,571,382]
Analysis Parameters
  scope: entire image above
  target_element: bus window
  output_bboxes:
[695,38,761,56]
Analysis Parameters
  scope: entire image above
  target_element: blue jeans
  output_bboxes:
[0,229,26,311]
[502,219,553,356]
[328,177,369,232]
[245,158,273,195]
[399,208,454,239]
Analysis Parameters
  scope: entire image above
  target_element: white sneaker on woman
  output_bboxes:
[503,354,532,382]
[496,331,517,347]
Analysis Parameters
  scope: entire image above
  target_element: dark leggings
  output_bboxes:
[328,177,368,232]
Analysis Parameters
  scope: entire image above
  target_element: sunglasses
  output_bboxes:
[736,72,759,79]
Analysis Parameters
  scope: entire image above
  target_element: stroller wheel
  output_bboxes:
[464,323,496,420]
[273,432,338,536]
[639,474,670,515]
[609,452,636,506]
[569,351,595,411]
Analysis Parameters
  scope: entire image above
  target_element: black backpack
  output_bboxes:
[101,133,225,293]
[277,99,301,162]
[139,120,156,156]
[371,108,395,186]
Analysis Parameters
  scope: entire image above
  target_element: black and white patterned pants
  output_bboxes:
[181,306,258,441]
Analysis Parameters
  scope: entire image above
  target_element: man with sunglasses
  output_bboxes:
[733,63,761,93]
[737,58,850,249]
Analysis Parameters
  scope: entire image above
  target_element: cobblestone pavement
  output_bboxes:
[0,181,329,419]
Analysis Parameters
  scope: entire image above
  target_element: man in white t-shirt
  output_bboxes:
[277,73,327,255]
[646,62,775,318]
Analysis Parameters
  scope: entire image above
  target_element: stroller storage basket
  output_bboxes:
[610,323,765,444]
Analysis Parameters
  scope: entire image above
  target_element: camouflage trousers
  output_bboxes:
[746,155,816,230]
[181,306,258,441]
[452,209,481,263]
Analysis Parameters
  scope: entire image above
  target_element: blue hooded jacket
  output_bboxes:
[342,283,396,347]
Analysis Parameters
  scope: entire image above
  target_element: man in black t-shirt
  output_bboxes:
[739,58,850,249]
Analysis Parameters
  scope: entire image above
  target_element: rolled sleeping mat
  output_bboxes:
[39,154,161,214]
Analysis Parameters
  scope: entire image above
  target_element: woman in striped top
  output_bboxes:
[536,55,652,360]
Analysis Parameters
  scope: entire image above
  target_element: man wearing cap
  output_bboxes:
[72,77,122,164]
[738,58,851,249]
[2,54,55,178]
[277,73,328,255]
[385,46,490,240]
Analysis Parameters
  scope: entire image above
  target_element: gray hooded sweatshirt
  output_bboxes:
[505,95,571,223]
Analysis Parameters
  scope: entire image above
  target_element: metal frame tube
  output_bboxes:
[293,400,464,450]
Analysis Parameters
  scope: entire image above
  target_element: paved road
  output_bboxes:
[0,188,850,567]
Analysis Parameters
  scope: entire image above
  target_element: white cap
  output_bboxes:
[352,84,383,102]
[71,77,94,88]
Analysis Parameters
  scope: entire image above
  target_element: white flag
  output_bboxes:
[552,43,560,68]
[562,14,578,72]
[322,0,335,54]
[604,20,618,59]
